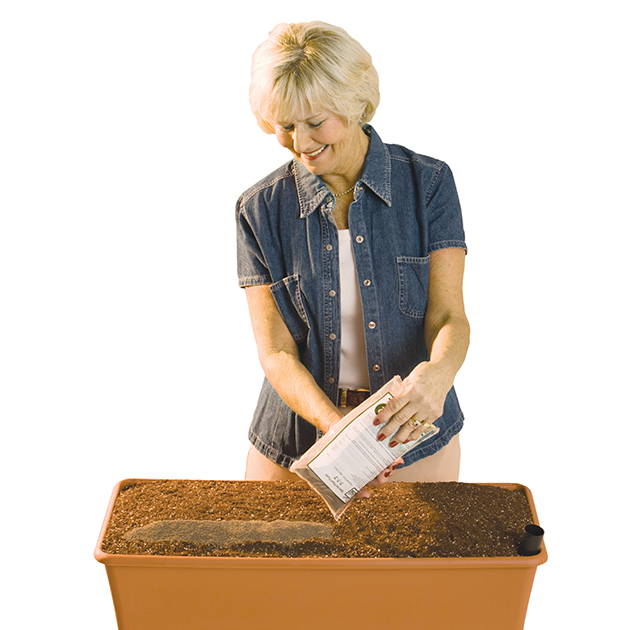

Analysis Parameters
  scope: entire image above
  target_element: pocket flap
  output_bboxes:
[396,255,430,319]
[269,274,310,343]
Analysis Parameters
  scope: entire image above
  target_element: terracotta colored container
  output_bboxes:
[94,479,547,630]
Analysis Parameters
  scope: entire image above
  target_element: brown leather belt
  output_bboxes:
[337,387,371,408]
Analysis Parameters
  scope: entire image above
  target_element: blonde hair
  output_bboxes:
[249,21,380,134]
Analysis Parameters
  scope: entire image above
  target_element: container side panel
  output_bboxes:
[105,565,538,630]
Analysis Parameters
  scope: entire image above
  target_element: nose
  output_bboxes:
[291,124,312,155]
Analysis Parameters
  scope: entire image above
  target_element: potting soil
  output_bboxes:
[101,480,535,558]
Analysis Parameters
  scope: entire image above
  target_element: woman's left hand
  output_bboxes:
[373,361,452,447]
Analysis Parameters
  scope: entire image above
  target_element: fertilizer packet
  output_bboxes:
[289,375,440,520]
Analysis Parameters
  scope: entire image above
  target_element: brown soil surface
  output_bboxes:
[100,479,535,558]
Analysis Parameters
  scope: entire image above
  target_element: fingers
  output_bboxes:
[366,470,389,487]
[374,405,432,445]
[374,401,415,444]
[359,460,405,499]
[406,424,428,442]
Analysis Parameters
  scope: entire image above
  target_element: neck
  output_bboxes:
[322,125,369,195]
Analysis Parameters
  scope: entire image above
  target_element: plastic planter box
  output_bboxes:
[94,479,547,630]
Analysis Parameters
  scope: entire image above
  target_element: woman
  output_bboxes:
[237,21,469,497]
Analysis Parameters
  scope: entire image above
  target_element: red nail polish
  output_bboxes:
[390,440,398,447]
[373,418,381,425]
[377,433,385,441]
[384,471,391,477]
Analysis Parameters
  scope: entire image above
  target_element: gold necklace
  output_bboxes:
[333,185,355,198]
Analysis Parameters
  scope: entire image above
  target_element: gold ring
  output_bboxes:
[408,417,423,428]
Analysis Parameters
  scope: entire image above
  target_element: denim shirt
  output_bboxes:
[236,123,468,469]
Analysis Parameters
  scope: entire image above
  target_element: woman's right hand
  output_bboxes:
[356,457,404,498]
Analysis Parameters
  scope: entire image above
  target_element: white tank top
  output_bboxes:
[337,229,370,391]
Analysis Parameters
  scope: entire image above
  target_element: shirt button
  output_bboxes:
[325,244,333,251]
[368,321,376,329]
[328,377,335,384]
[363,279,371,286]
[355,235,364,243]
[372,364,381,372]
[328,289,336,297]
[329,333,337,340]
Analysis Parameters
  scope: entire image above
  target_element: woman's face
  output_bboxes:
[272,109,362,177]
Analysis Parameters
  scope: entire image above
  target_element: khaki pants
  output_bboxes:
[245,404,461,483]
[387,433,460,482]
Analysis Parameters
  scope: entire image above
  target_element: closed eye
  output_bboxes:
[282,121,323,131]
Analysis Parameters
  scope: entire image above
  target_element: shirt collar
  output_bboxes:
[291,123,392,219]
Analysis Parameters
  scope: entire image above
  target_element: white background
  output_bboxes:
[1,1,628,628]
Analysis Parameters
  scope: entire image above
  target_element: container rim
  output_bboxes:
[94,478,548,569]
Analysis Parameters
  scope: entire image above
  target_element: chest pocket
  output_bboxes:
[269,273,310,344]
[396,255,430,319]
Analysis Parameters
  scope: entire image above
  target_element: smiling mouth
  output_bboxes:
[303,145,328,160]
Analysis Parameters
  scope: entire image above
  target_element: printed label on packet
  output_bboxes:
[307,392,440,503]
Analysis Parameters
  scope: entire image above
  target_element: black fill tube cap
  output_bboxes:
[518,523,545,555]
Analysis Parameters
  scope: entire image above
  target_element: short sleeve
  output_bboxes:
[426,162,468,254]
[235,197,272,287]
